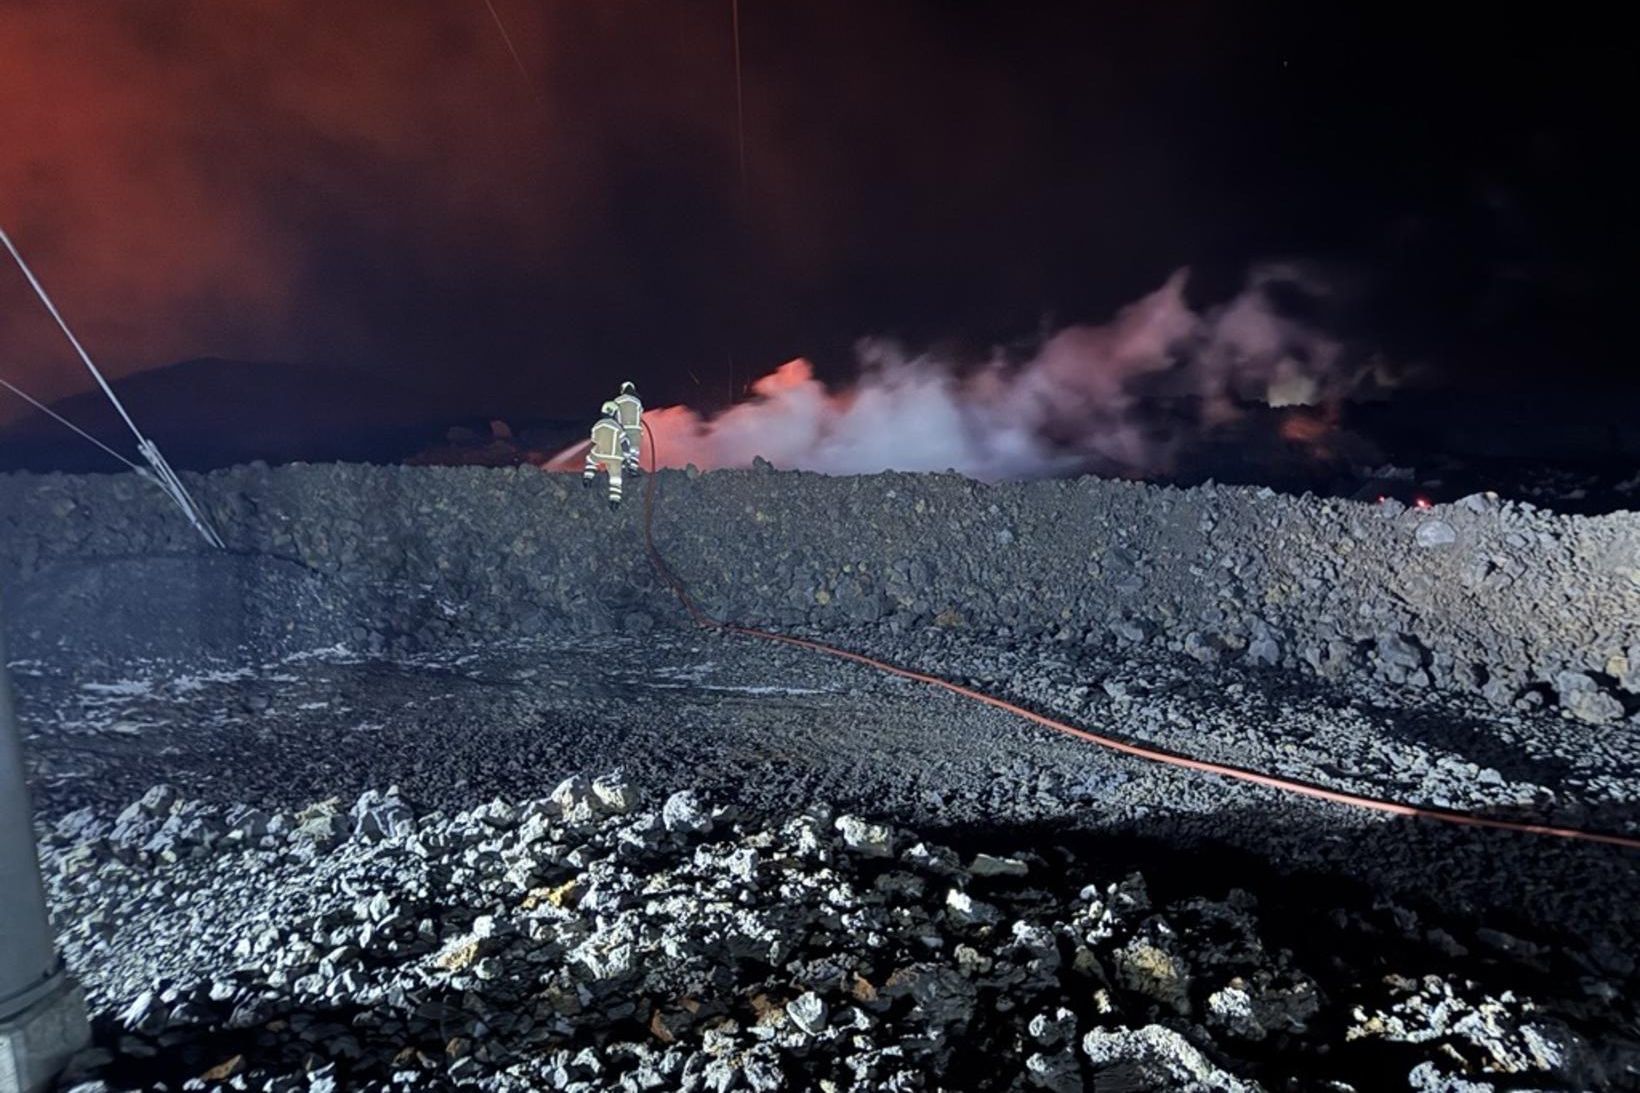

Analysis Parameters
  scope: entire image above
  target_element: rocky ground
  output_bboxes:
[4,463,1637,1089]
[14,627,1640,1091]
[4,465,1637,729]
[33,771,1640,1093]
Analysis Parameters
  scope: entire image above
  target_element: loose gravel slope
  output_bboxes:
[4,464,1639,1090]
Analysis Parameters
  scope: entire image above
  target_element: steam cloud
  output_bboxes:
[640,264,1399,481]
[3,2,1409,476]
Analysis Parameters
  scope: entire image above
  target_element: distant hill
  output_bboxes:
[0,358,570,473]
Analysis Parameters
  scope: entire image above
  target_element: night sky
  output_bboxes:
[0,1,1633,427]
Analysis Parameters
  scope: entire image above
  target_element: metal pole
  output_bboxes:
[0,597,89,1092]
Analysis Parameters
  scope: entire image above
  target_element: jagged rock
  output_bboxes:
[291,808,345,848]
[471,798,518,828]
[725,846,761,885]
[133,785,180,818]
[1208,986,1264,1040]
[969,852,1029,878]
[593,773,641,815]
[1081,1025,1257,1092]
[28,767,1633,1093]
[1114,937,1192,1016]
[1206,974,1320,1042]
[834,815,895,858]
[1246,636,1281,665]
[351,789,415,842]
[945,888,1003,929]
[117,990,167,1034]
[1347,973,1590,1083]
[1377,633,1426,671]
[902,841,964,877]
[1406,1061,1499,1092]
[787,991,828,1036]
[53,806,107,843]
[552,775,599,823]
[882,963,977,1031]
[1024,1049,1084,1093]
[1553,671,1626,724]
[872,871,926,902]
[225,804,272,841]
[662,790,713,836]
[1028,1008,1079,1048]
[1415,520,1457,548]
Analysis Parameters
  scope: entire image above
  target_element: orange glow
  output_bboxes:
[1278,412,1332,445]
[0,1,647,418]
[751,358,816,395]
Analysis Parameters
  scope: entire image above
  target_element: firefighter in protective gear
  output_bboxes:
[583,401,634,508]
[612,381,644,473]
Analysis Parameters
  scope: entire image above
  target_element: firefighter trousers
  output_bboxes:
[624,426,643,471]
[583,453,625,505]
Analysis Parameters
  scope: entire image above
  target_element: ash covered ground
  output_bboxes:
[3,464,1639,1092]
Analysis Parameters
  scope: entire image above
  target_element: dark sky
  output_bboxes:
[0,1,1633,422]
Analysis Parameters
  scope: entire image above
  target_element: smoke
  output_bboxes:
[0,2,1047,420]
[640,264,1400,480]
[1,1,1424,467]
[0,1,741,417]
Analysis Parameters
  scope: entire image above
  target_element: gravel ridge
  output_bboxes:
[2,464,1637,725]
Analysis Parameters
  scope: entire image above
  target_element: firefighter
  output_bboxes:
[582,401,633,508]
[612,381,644,473]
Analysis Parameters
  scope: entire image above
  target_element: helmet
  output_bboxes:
[600,401,620,417]
[620,381,637,396]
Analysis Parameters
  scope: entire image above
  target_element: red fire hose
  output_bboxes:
[630,419,1640,852]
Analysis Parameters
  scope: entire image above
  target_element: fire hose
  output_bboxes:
[630,420,1640,852]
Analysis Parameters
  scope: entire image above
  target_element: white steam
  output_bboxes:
[641,264,1394,480]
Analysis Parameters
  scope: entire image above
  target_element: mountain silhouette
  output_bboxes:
[0,358,473,472]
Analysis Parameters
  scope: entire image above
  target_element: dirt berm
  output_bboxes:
[0,464,1636,722]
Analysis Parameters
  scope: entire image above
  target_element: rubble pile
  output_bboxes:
[6,464,1639,1090]
[1,465,1635,724]
[42,777,1634,1092]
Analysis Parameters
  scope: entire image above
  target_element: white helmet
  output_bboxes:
[600,400,620,418]
[620,381,637,396]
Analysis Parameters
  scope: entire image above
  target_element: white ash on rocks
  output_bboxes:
[38,778,1637,1092]
[1081,1024,1258,1092]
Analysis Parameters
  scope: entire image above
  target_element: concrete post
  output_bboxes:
[0,602,90,1093]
